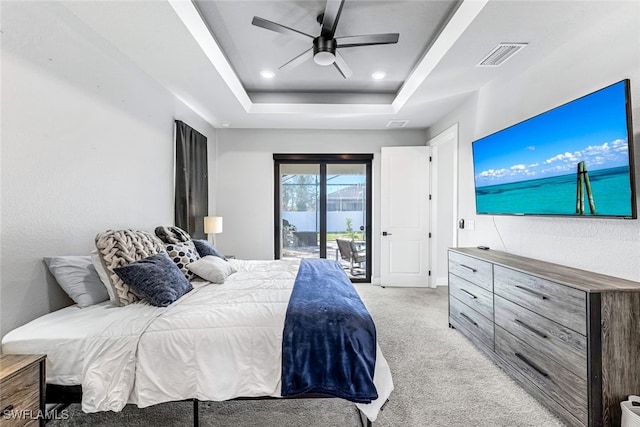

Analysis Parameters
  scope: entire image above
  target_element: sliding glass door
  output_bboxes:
[279,163,321,259]
[274,154,372,282]
[326,163,368,275]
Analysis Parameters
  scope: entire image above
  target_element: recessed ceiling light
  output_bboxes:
[371,71,386,80]
[221,121,231,128]
[260,70,275,79]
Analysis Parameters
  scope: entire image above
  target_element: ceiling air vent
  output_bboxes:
[386,120,409,128]
[477,43,527,67]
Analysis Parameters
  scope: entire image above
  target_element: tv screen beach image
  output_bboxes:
[473,81,633,217]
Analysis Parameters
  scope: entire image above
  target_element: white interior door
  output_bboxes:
[380,146,431,287]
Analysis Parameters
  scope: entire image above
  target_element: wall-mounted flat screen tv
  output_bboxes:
[472,79,636,218]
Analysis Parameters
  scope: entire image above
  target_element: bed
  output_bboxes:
[2,257,394,425]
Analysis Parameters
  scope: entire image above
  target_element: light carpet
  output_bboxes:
[49,285,564,426]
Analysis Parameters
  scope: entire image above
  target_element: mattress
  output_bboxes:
[2,300,123,385]
[1,259,393,421]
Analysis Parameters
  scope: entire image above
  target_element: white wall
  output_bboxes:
[214,129,427,280]
[0,2,216,337]
[428,2,640,281]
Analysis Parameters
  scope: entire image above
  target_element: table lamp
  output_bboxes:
[204,216,223,245]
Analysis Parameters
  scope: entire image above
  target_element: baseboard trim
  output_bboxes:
[372,277,444,288]
[435,277,448,287]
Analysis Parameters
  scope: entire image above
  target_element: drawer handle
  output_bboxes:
[460,312,478,327]
[515,285,548,300]
[514,319,548,338]
[515,352,549,378]
[461,289,478,299]
[460,264,477,273]
[2,404,14,415]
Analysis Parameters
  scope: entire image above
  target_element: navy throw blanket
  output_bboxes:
[281,258,378,403]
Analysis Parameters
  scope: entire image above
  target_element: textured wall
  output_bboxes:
[0,2,216,337]
[428,3,640,281]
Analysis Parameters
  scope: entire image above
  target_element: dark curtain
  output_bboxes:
[175,120,208,239]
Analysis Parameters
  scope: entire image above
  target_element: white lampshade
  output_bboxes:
[204,216,223,234]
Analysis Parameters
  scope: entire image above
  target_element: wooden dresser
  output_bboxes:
[0,354,46,427]
[448,248,640,427]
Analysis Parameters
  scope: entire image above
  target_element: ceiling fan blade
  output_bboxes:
[279,48,314,71]
[252,16,314,40]
[333,51,353,79]
[336,33,399,48]
[320,0,345,39]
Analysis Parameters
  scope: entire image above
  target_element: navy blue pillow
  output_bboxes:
[193,239,227,261]
[114,253,193,307]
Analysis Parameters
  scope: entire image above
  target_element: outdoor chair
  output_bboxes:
[336,238,366,275]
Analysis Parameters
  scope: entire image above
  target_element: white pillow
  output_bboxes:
[187,255,237,284]
[91,250,116,303]
[44,256,110,308]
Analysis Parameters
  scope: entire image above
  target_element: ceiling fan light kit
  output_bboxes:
[313,37,337,66]
[251,0,399,79]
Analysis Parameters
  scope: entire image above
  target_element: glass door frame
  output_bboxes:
[273,153,373,282]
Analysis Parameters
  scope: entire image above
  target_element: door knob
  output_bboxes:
[382,231,392,236]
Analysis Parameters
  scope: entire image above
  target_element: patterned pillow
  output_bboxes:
[155,226,191,244]
[165,241,200,280]
[95,229,166,306]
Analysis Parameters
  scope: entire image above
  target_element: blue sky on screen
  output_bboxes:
[473,81,630,187]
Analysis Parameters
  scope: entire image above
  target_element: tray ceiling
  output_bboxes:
[195,0,460,99]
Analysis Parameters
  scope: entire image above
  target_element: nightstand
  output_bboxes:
[0,354,46,427]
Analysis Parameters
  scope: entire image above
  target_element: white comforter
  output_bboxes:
[80,259,393,421]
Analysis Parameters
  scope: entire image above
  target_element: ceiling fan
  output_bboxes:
[251,0,399,78]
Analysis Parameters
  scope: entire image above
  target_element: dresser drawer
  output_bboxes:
[494,265,586,334]
[0,363,40,427]
[450,295,494,349]
[494,295,587,378]
[449,251,493,292]
[495,327,588,425]
[449,273,493,320]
